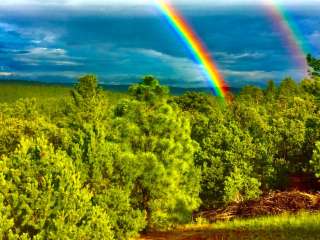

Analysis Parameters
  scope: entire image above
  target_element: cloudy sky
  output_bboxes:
[1,0,320,6]
[0,0,319,88]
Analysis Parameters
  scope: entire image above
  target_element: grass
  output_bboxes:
[208,211,320,239]
[0,81,127,104]
[141,212,320,240]
[210,211,320,231]
[0,81,128,121]
[0,81,71,103]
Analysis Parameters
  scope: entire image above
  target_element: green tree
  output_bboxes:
[72,123,146,239]
[265,80,277,100]
[238,85,264,104]
[301,78,320,97]
[74,74,100,100]
[68,75,107,126]
[65,77,146,239]
[310,141,320,178]
[0,136,113,239]
[129,76,169,104]
[195,120,261,207]
[307,54,320,77]
[278,77,300,97]
[114,77,200,229]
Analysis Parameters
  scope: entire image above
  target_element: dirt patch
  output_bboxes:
[196,191,320,222]
[140,229,249,240]
[139,191,320,239]
[139,229,290,240]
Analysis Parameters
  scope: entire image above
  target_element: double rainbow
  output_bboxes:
[155,0,310,99]
[263,0,308,75]
[154,0,228,99]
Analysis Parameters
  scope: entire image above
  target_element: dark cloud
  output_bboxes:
[0,6,319,88]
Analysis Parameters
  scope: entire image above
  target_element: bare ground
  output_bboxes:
[139,191,320,240]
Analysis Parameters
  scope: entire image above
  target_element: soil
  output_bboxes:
[139,191,320,240]
[196,191,320,222]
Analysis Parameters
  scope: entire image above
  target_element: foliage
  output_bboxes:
[208,211,320,240]
[310,142,320,178]
[115,76,200,229]
[0,81,70,103]
[0,137,114,239]
[129,75,169,104]
[307,53,320,77]
[1,58,320,238]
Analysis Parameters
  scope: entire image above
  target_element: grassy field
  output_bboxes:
[0,81,71,102]
[141,212,320,240]
[0,81,127,104]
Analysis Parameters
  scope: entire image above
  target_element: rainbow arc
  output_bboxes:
[155,0,228,99]
[155,0,310,99]
[264,0,308,74]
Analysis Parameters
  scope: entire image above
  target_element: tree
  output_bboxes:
[74,74,100,100]
[265,80,277,100]
[301,78,320,97]
[66,77,146,239]
[307,54,320,77]
[3,71,320,238]
[278,77,300,97]
[238,85,264,104]
[72,122,146,239]
[174,91,262,207]
[195,120,261,207]
[0,136,114,239]
[310,141,320,178]
[114,77,200,229]
[67,74,108,128]
[129,76,169,104]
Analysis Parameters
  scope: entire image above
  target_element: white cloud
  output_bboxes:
[20,29,59,44]
[309,31,320,50]
[0,22,17,32]
[222,68,306,86]
[215,51,265,64]
[223,70,275,79]
[0,21,60,44]
[133,48,206,84]
[53,60,83,66]
[216,51,265,60]
[14,47,83,66]
[9,71,85,79]
[123,48,308,87]
[0,72,14,76]
[26,47,66,57]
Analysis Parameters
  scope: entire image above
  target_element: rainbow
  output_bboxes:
[263,1,308,74]
[154,0,228,99]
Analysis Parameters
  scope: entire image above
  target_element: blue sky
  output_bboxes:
[0,0,319,88]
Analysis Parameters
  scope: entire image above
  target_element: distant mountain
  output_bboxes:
[100,84,241,95]
[0,79,74,87]
[0,79,241,95]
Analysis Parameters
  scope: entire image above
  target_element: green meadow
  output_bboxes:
[165,212,320,240]
[210,211,320,239]
[0,81,70,102]
[0,81,128,102]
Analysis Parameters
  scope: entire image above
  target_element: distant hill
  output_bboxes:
[0,79,241,95]
[102,84,241,95]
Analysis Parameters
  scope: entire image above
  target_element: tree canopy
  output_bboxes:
[1,64,320,238]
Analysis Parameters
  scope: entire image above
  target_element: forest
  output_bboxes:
[0,55,320,239]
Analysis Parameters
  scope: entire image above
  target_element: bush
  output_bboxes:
[311,141,320,178]
[0,136,114,239]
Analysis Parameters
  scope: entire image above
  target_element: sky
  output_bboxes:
[0,0,320,88]
[1,0,320,6]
